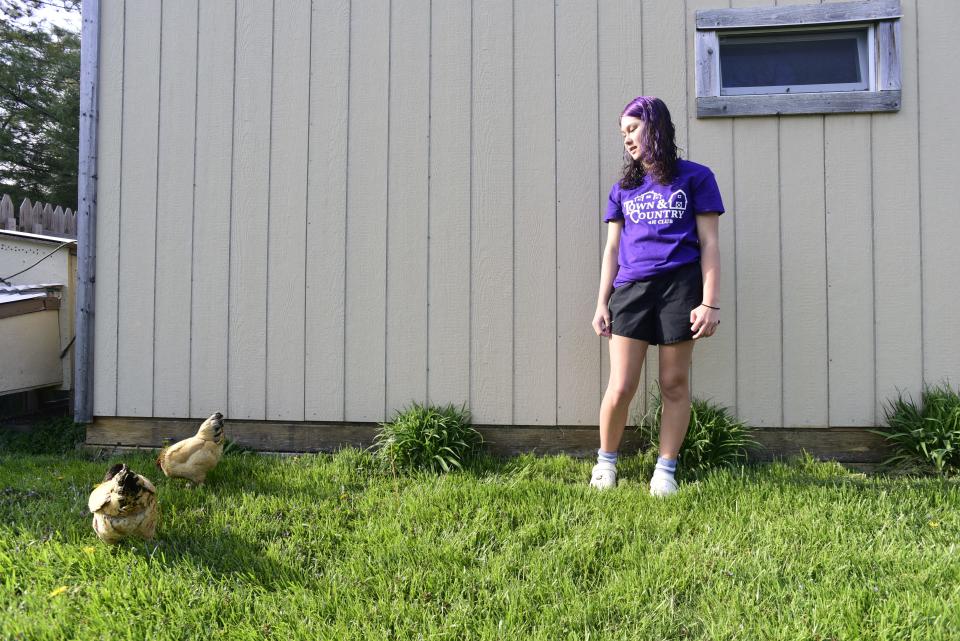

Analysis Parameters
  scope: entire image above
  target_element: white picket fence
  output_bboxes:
[0,193,77,239]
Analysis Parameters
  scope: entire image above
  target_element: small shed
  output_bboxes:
[76,0,957,462]
[0,284,65,395]
[0,228,77,396]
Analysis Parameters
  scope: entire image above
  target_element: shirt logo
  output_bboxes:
[623,189,688,225]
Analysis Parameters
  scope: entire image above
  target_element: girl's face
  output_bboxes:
[620,116,644,161]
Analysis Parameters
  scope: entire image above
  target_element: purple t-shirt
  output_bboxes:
[604,159,724,286]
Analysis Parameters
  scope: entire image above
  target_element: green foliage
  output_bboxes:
[0,1,81,209]
[372,403,482,474]
[221,438,256,457]
[636,389,759,480]
[0,415,84,454]
[870,383,960,477]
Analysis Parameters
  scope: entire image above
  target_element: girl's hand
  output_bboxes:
[690,304,720,339]
[593,305,612,338]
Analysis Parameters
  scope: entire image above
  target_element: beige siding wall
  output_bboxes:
[94,0,956,427]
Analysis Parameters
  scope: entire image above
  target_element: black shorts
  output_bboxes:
[608,261,703,345]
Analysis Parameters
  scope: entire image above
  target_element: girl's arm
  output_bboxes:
[691,213,720,339]
[593,221,622,337]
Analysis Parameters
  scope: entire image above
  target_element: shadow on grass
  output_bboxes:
[142,528,306,590]
[729,455,960,495]
[0,485,314,591]
[181,454,375,501]
[0,450,345,591]
[467,449,960,494]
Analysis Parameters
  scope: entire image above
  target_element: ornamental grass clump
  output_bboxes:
[870,383,960,477]
[637,390,759,480]
[373,403,482,474]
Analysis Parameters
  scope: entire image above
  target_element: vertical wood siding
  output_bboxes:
[513,0,557,425]
[386,0,430,417]
[116,0,160,417]
[874,0,922,418]
[822,0,874,426]
[154,0,198,418]
[729,0,782,428]
[426,0,470,409]
[92,0,123,417]
[228,0,272,420]
[94,0,958,428]
[190,0,234,418]
[555,0,600,425]
[266,0,311,420]
[344,0,389,422]
[686,0,737,415]
[777,0,828,428]
[304,0,348,421]
[918,0,960,390]
[825,114,875,426]
[471,0,514,424]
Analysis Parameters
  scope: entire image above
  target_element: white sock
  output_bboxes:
[652,455,677,481]
[597,449,618,467]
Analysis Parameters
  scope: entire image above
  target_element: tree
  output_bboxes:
[0,1,81,213]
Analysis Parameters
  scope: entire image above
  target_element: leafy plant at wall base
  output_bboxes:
[869,384,960,477]
[372,403,482,474]
[222,438,255,457]
[636,389,760,480]
[0,416,84,455]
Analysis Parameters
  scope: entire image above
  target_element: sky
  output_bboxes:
[16,3,81,33]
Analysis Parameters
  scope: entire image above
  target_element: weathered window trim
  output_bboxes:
[696,0,900,29]
[695,0,902,118]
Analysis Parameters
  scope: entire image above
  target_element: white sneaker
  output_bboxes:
[589,461,617,490]
[649,474,679,497]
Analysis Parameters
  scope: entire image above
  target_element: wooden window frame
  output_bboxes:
[695,0,902,118]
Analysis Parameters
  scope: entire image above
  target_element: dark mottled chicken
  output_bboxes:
[88,463,159,544]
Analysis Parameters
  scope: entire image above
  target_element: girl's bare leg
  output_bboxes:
[599,335,648,452]
[657,340,696,458]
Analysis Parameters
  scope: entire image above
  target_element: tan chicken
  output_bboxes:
[156,412,225,485]
[88,463,159,544]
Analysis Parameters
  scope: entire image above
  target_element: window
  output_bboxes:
[695,0,901,117]
[720,27,871,95]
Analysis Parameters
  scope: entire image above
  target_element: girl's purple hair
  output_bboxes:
[619,96,678,189]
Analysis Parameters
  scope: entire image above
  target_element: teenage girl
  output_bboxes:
[590,96,724,497]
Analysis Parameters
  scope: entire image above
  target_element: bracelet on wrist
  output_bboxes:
[701,303,720,310]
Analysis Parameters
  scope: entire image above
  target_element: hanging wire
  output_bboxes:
[0,240,75,285]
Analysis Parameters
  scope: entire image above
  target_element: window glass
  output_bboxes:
[719,29,869,95]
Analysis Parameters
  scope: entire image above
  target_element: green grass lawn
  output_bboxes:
[1,441,958,640]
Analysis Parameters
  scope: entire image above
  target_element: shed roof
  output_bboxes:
[0,229,78,247]
[0,283,64,306]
